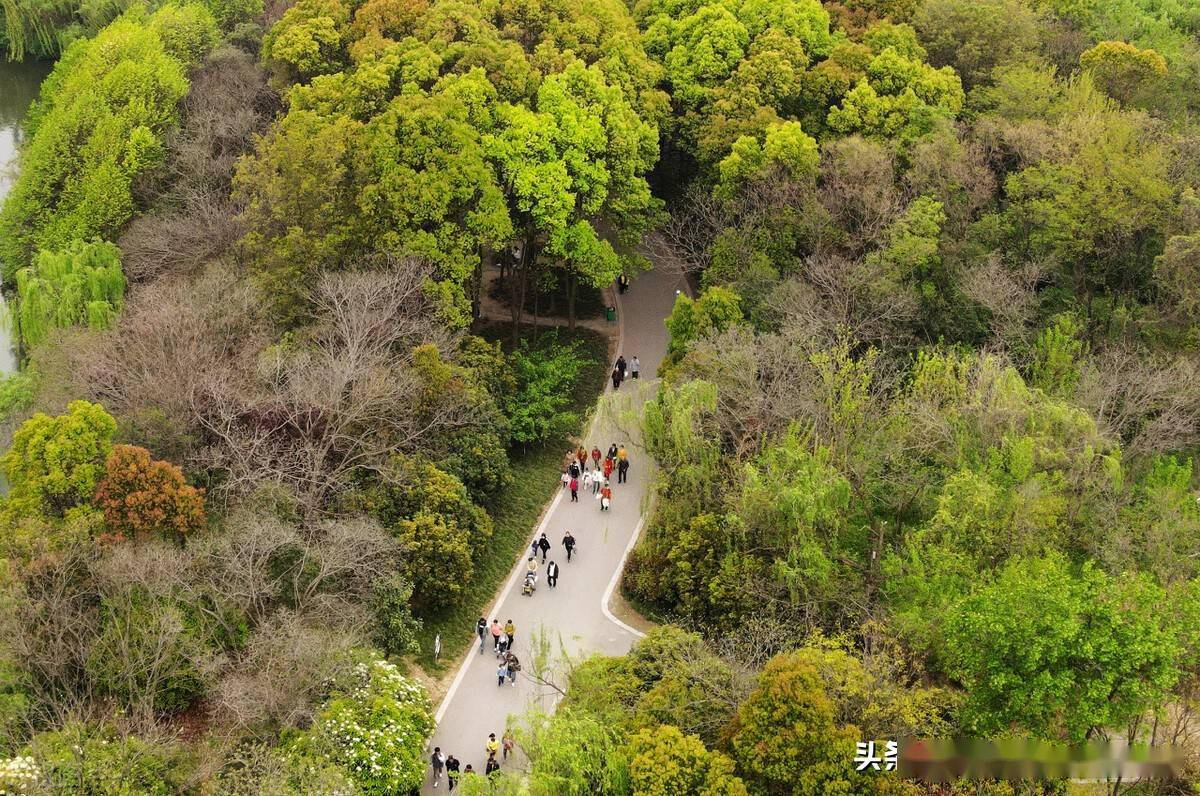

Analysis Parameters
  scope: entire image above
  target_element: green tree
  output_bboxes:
[1029,313,1087,396]
[0,6,215,278]
[261,0,350,83]
[1080,40,1168,106]
[664,287,743,363]
[519,709,631,795]
[15,240,125,349]
[729,648,868,795]
[2,400,116,518]
[942,554,1184,740]
[627,725,748,796]
[912,0,1040,90]
[715,120,819,199]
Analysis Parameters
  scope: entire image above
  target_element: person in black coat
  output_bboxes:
[562,530,576,561]
[615,355,627,378]
[537,533,551,561]
[546,560,560,588]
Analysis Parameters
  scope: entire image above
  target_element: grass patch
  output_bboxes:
[413,322,610,671]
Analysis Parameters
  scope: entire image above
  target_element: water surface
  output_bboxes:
[0,59,52,374]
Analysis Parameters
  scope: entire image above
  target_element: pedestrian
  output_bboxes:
[576,445,587,469]
[504,619,515,649]
[617,273,629,294]
[569,475,578,502]
[490,619,502,652]
[505,653,521,685]
[431,747,445,788]
[616,355,627,379]
[496,634,509,657]
[591,445,601,468]
[617,457,629,484]
[446,755,460,791]
[526,556,539,579]
[631,355,640,379]
[611,366,622,389]
[600,483,612,511]
[547,559,559,588]
[476,616,487,654]
[607,443,618,461]
[603,456,613,481]
[486,757,500,776]
[502,730,515,760]
[497,660,507,686]
[592,467,602,492]
[530,537,540,558]
[560,469,569,489]
[538,533,551,561]
[463,764,474,778]
[562,530,576,561]
[486,734,499,759]
[618,444,627,463]
[582,469,593,494]
[568,459,580,479]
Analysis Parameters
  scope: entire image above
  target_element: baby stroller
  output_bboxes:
[522,571,538,596]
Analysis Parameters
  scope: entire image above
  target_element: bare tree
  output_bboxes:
[960,253,1045,344]
[194,263,478,514]
[1077,347,1200,459]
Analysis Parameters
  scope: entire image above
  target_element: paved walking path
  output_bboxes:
[422,262,684,791]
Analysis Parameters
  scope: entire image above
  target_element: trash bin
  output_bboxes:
[605,306,617,322]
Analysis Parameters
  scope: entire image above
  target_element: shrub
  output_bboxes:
[299,654,434,795]
[15,240,125,349]
[506,334,587,446]
[369,573,422,656]
[30,722,190,795]
[93,444,206,543]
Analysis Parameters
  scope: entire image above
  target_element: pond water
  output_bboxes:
[0,59,52,374]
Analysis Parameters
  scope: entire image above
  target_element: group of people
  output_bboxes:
[476,618,524,685]
[611,353,639,389]
[430,730,515,789]
[561,442,630,508]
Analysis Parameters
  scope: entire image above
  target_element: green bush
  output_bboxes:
[369,573,423,656]
[30,722,190,795]
[506,333,588,446]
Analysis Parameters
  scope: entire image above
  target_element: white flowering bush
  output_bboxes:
[309,655,433,795]
[0,755,43,795]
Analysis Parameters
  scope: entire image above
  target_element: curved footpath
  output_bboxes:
[422,262,685,790]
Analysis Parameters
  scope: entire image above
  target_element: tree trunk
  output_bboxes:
[567,271,578,331]
[511,232,533,344]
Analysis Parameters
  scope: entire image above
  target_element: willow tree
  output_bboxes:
[16,240,125,349]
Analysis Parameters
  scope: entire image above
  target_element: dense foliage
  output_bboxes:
[4,0,1200,790]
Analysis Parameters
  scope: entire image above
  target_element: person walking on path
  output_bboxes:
[546,559,559,588]
[569,475,578,502]
[504,620,515,649]
[562,530,576,561]
[607,443,618,461]
[502,730,515,760]
[600,483,612,511]
[476,617,487,654]
[617,273,629,294]
[496,633,509,657]
[591,445,601,469]
[603,456,614,481]
[505,653,521,685]
[486,734,499,759]
[560,468,569,489]
[568,459,580,479]
[616,355,627,379]
[431,747,446,788]
[530,536,541,558]
[631,356,640,379]
[490,620,502,652]
[497,660,508,686]
[576,445,587,469]
[592,466,602,492]
[486,757,500,776]
[446,755,460,791]
[526,556,539,578]
[617,457,629,484]
[611,366,623,390]
[581,468,593,494]
[537,533,551,561]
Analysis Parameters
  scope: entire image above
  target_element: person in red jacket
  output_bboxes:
[603,457,614,480]
[600,483,612,511]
